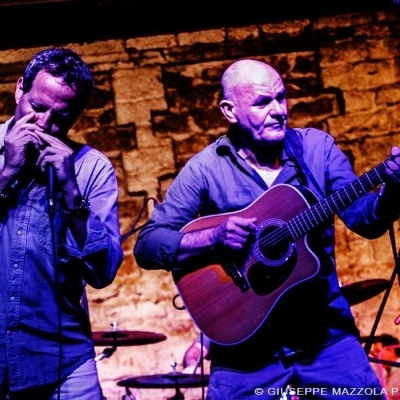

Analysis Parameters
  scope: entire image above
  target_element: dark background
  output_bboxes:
[0,0,398,50]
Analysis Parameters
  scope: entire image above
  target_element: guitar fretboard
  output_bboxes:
[288,160,388,240]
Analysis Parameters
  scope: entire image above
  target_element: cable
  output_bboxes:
[121,197,158,242]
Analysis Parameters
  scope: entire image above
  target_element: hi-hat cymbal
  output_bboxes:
[117,372,209,389]
[340,279,389,306]
[92,330,167,346]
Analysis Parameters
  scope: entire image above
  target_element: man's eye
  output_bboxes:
[32,105,45,112]
[276,93,286,102]
[256,98,272,107]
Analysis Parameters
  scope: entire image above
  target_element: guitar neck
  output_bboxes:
[288,159,388,240]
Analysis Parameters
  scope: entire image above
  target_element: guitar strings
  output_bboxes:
[245,163,387,266]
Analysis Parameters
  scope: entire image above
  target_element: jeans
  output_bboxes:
[0,359,102,400]
[207,336,385,400]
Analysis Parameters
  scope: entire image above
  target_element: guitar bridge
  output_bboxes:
[224,260,250,292]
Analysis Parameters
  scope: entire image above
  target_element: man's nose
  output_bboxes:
[273,100,286,113]
[35,112,52,130]
[271,103,287,122]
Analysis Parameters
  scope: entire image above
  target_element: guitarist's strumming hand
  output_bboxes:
[212,216,258,249]
[177,216,257,263]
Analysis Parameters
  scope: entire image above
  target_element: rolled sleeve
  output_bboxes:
[60,147,123,288]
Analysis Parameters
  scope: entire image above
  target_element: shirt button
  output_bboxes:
[17,230,22,236]
[13,263,18,268]
[10,296,14,301]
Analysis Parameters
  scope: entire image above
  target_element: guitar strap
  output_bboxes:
[285,128,325,199]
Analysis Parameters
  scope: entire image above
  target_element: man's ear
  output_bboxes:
[15,77,24,104]
[219,99,237,123]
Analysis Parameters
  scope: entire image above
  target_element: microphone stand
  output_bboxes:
[47,166,62,400]
[47,165,56,218]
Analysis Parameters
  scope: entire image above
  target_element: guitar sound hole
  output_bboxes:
[255,221,294,266]
[259,226,290,261]
[247,253,297,296]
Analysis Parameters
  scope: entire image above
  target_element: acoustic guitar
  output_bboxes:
[172,160,388,345]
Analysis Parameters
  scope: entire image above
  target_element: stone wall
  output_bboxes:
[0,8,400,400]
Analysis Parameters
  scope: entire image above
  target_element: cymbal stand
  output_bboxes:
[167,385,184,400]
[167,362,184,400]
[364,224,400,356]
[95,321,119,361]
[121,388,137,400]
[94,346,116,362]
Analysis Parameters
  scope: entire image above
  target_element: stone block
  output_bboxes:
[177,29,225,46]
[126,34,177,51]
[122,145,175,196]
[321,59,400,91]
[112,67,167,126]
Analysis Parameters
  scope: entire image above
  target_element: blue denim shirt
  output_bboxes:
[134,127,393,368]
[0,118,124,391]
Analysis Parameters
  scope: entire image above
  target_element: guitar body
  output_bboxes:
[172,184,321,346]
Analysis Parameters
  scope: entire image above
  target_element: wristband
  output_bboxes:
[0,189,10,202]
[66,198,90,219]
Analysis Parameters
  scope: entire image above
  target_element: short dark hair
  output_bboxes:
[22,47,94,112]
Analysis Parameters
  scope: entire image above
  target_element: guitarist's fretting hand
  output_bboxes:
[375,146,400,219]
[385,146,400,183]
[177,216,257,263]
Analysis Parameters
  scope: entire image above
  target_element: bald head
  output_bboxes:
[219,58,288,145]
[221,59,283,101]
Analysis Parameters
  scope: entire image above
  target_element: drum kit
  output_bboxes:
[93,278,389,400]
[339,278,389,306]
[117,370,209,400]
[93,322,208,400]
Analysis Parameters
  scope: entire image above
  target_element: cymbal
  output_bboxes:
[117,372,209,389]
[340,279,389,306]
[360,334,397,344]
[92,330,167,346]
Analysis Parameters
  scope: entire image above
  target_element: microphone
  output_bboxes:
[46,164,56,218]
